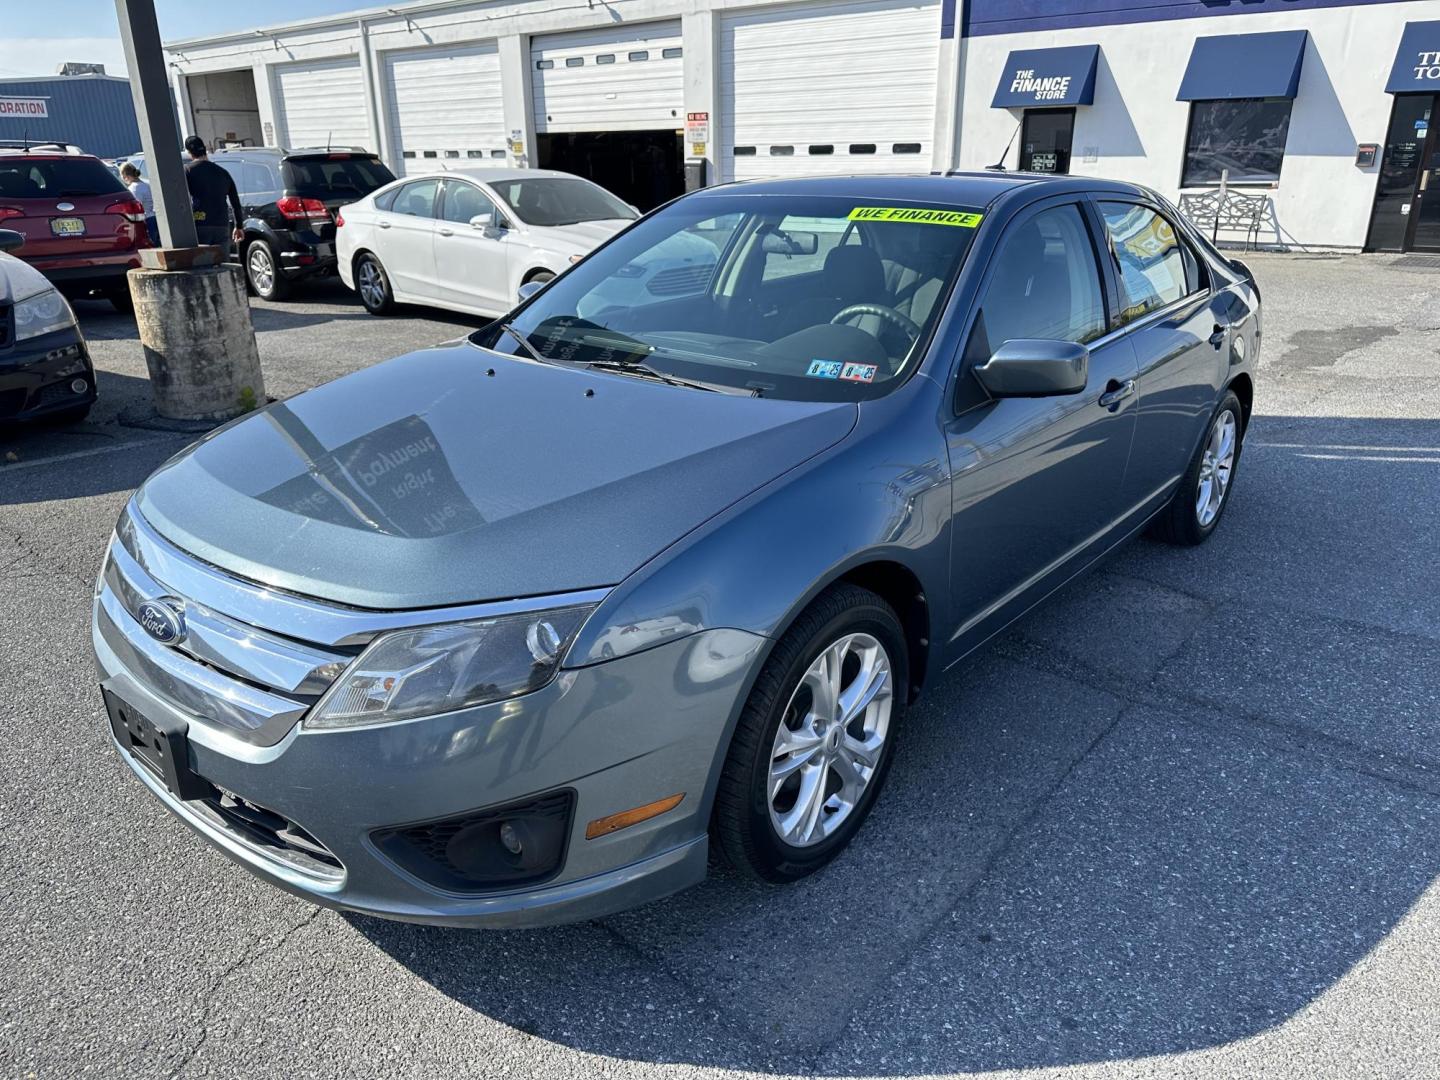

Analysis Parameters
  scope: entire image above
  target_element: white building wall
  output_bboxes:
[954,0,1439,250]
[165,0,958,187]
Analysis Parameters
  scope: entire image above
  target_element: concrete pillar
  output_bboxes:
[682,11,717,185]
[129,264,266,422]
[498,34,534,167]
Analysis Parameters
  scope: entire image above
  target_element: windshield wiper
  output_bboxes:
[496,321,549,364]
[582,357,727,394]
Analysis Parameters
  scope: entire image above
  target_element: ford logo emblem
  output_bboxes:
[136,599,186,645]
[56,201,75,212]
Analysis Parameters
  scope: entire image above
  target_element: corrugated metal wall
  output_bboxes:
[0,75,140,159]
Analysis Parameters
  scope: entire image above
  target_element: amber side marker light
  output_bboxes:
[585,793,685,840]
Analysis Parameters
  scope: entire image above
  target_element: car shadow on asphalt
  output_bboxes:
[347,413,1440,1074]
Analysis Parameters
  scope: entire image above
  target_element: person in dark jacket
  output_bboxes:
[184,136,244,256]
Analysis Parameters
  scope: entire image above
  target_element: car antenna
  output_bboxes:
[986,120,1020,172]
[326,131,332,152]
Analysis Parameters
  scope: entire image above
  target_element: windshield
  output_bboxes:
[283,155,396,199]
[473,194,983,401]
[489,177,637,227]
[0,157,125,198]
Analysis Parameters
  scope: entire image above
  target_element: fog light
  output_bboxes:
[70,379,88,394]
[499,820,523,856]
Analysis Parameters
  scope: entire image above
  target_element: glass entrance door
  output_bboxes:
[1019,108,1075,175]
[1367,95,1439,252]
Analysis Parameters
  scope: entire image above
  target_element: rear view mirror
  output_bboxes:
[760,230,819,256]
[0,228,23,254]
[974,339,1088,398]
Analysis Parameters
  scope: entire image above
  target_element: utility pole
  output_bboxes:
[112,0,265,424]
[114,0,196,249]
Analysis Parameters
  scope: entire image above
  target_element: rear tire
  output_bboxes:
[525,269,556,286]
[712,584,907,883]
[245,240,290,301]
[1149,390,1244,546]
[355,253,394,315]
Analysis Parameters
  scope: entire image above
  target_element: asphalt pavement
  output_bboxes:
[2,259,1437,1080]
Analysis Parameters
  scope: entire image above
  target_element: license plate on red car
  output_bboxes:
[50,216,86,237]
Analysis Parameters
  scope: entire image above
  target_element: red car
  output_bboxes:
[0,147,149,312]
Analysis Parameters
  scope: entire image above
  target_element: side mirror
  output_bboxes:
[973,339,1088,398]
[517,279,547,303]
[469,212,494,231]
[0,228,23,253]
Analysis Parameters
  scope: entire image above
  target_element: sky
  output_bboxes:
[1,1,373,79]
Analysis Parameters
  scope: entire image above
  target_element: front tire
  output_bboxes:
[1150,390,1244,546]
[355,253,394,315]
[713,584,907,883]
[245,240,290,301]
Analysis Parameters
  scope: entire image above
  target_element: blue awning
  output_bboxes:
[991,45,1099,108]
[1387,21,1440,94]
[1176,29,1308,101]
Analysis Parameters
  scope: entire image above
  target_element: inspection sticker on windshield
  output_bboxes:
[807,360,844,379]
[840,363,877,383]
[848,207,983,228]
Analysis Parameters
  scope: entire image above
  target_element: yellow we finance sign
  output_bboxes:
[848,206,984,228]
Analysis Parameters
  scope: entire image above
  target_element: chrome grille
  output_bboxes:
[646,264,714,297]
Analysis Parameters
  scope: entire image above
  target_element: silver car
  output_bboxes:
[94,173,1258,926]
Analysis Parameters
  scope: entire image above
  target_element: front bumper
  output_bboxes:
[93,542,764,925]
[0,326,96,420]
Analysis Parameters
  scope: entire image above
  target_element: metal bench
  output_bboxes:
[1177,189,1271,250]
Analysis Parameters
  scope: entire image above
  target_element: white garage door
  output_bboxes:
[384,43,506,175]
[531,22,683,132]
[720,0,940,181]
[273,57,371,152]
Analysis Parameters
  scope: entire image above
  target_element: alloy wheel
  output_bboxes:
[767,632,893,848]
[1196,409,1237,527]
[247,244,275,295]
[357,259,386,309]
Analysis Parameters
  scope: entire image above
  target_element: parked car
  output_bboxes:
[336,167,641,317]
[0,147,148,312]
[93,173,1258,927]
[0,228,97,423]
[208,146,396,300]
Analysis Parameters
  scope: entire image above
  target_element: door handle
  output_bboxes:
[1098,378,1135,409]
[377,220,391,229]
[438,227,454,237]
[1208,323,1228,348]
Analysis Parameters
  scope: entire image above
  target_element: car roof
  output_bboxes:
[212,146,383,160]
[393,166,595,185]
[691,171,1154,209]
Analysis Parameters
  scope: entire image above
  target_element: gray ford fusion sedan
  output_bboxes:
[94,173,1258,926]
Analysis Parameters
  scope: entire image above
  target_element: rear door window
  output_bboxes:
[392,179,440,218]
[1097,201,1203,323]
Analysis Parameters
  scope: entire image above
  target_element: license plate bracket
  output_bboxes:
[50,216,86,238]
[103,689,213,801]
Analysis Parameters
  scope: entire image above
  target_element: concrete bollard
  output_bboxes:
[129,263,265,422]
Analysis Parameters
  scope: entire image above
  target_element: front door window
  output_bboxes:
[1019,108,1075,175]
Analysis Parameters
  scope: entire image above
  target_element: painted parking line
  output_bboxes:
[0,436,182,475]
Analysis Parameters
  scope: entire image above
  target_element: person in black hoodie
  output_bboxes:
[183,136,244,255]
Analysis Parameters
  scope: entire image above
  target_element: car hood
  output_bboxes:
[523,218,630,252]
[0,251,53,303]
[136,342,857,609]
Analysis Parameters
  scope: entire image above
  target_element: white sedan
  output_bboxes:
[336,167,639,318]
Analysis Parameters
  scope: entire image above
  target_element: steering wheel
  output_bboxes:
[830,303,921,340]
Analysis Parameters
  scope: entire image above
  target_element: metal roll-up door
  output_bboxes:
[383,42,506,175]
[720,0,940,181]
[530,22,684,132]
[274,57,370,151]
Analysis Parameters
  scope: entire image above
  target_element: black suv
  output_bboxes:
[211,147,395,300]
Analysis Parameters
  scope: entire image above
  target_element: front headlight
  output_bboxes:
[13,287,76,342]
[305,604,596,730]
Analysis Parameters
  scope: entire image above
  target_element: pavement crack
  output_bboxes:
[167,906,323,1079]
